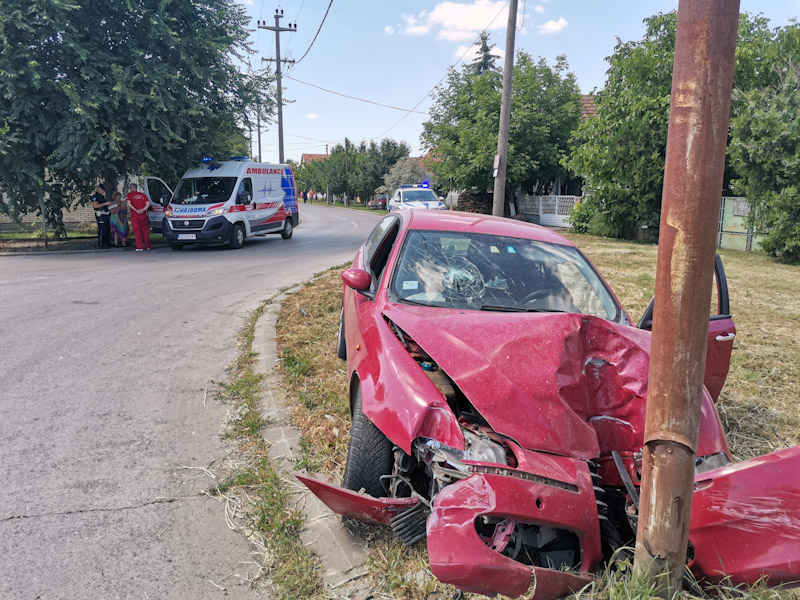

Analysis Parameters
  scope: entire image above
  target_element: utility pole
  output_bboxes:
[344,137,350,206]
[491,0,518,217]
[325,144,330,205]
[256,112,262,162]
[632,1,739,596]
[258,10,296,164]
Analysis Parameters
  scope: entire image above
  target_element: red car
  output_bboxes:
[298,211,800,599]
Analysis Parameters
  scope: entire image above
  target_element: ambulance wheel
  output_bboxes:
[169,243,183,250]
[280,218,293,239]
[230,223,245,249]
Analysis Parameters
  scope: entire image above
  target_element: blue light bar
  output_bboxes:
[229,156,249,161]
[201,156,215,163]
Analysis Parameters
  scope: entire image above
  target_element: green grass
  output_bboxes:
[210,294,325,599]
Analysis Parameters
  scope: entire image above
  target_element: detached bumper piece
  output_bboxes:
[427,468,600,600]
[295,474,418,525]
[689,445,800,588]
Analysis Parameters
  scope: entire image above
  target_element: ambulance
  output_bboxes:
[162,157,299,249]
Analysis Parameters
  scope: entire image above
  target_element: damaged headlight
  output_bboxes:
[462,428,508,465]
[421,429,508,467]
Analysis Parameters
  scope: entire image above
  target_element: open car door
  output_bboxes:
[143,176,173,233]
[637,255,735,401]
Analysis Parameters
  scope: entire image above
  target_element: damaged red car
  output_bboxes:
[298,210,800,599]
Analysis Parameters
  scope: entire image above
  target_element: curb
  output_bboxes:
[0,243,168,257]
[252,294,371,599]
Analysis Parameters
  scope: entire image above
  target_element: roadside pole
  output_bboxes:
[259,10,296,164]
[491,0,518,218]
[633,1,739,596]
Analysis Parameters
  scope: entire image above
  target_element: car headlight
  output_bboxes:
[165,207,173,217]
[206,207,225,216]
[461,428,508,465]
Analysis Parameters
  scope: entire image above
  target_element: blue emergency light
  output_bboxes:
[201,156,220,171]
[229,156,249,161]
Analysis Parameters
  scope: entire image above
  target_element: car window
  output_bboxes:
[390,230,621,321]
[238,178,253,202]
[364,215,399,268]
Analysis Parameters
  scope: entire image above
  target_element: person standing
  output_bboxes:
[301,189,307,204]
[126,183,152,251]
[92,184,112,249]
[109,191,130,247]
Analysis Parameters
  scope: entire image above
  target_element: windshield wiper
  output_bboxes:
[479,304,565,313]
[397,297,432,307]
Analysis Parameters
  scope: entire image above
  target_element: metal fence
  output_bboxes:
[717,196,762,252]
[515,194,580,227]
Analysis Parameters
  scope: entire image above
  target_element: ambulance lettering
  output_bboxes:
[246,167,284,175]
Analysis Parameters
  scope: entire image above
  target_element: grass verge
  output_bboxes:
[209,294,325,599]
[275,238,800,599]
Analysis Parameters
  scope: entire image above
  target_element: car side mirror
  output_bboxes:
[342,268,372,294]
[237,192,250,205]
[160,193,171,206]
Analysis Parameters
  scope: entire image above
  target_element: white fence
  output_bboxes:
[515,194,581,227]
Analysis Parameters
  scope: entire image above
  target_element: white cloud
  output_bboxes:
[395,1,514,42]
[534,5,545,13]
[538,17,567,34]
[306,114,320,120]
[385,25,395,35]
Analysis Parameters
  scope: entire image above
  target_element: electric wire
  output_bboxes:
[283,75,427,114]
[293,0,334,65]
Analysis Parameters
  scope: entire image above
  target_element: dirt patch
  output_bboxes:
[0,236,103,252]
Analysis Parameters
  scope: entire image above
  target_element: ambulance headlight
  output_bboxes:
[165,207,173,217]
[206,207,225,216]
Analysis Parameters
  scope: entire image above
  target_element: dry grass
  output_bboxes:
[275,238,800,599]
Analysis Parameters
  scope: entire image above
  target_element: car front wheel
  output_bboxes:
[230,223,245,249]
[343,384,394,498]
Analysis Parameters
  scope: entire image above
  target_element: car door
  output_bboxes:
[143,176,173,232]
[637,255,735,402]
[345,215,402,368]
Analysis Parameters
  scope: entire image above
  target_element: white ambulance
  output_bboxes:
[162,157,299,249]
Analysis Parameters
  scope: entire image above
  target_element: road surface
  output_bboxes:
[0,205,382,599]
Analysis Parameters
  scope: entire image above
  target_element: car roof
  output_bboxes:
[402,210,577,247]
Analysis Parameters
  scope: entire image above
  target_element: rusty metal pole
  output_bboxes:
[633,0,739,596]
[491,0,518,217]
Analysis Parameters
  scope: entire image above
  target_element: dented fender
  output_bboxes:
[689,445,800,588]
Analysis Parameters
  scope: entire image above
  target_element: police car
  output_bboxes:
[162,157,299,249]
[388,183,447,211]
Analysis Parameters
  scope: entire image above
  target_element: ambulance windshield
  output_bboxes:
[173,177,237,204]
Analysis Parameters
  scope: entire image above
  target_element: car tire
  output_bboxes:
[230,223,245,249]
[169,243,183,250]
[343,385,394,498]
[336,305,347,360]
[280,218,293,240]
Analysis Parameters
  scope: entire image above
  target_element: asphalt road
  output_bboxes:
[0,205,383,600]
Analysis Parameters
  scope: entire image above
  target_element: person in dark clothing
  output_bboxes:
[92,184,112,248]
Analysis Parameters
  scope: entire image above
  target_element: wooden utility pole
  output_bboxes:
[491,0,518,217]
[259,10,296,164]
[633,1,739,596]
[344,137,350,206]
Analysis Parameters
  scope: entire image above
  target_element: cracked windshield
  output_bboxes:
[391,230,621,320]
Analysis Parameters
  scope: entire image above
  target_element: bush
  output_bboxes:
[567,200,594,233]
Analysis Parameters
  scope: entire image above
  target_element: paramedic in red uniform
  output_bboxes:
[126,183,152,251]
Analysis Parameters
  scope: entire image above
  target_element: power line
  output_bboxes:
[372,1,509,140]
[283,75,427,114]
[294,0,334,65]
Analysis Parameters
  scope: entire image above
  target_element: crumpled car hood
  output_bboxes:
[383,306,652,460]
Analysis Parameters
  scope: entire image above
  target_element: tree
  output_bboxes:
[422,48,581,207]
[564,12,784,238]
[729,56,800,260]
[470,32,500,74]
[381,157,433,194]
[0,0,273,235]
[351,139,410,201]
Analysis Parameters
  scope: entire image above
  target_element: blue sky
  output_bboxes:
[237,0,799,163]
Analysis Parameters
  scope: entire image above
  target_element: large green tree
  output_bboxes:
[564,12,786,238]
[0,0,272,235]
[421,49,581,206]
[729,53,800,260]
[350,138,409,201]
